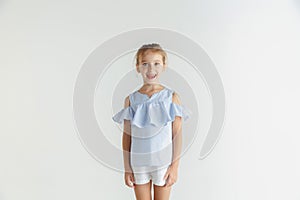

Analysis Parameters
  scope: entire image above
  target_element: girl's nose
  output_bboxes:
[148,65,154,71]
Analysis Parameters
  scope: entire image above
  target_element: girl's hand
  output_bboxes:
[163,165,178,187]
[124,170,135,188]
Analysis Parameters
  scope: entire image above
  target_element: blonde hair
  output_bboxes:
[135,43,167,65]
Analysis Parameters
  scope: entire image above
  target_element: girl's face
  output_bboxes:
[136,51,166,85]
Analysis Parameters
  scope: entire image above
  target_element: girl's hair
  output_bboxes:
[135,43,167,65]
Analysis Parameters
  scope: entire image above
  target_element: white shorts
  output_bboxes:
[132,165,169,186]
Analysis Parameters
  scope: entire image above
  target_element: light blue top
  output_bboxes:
[112,86,191,167]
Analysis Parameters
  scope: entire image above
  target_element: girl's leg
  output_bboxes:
[153,184,171,200]
[133,180,152,200]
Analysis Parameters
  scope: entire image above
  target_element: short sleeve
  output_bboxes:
[112,106,134,124]
[170,102,192,121]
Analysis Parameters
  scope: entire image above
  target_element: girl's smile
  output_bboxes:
[146,73,157,80]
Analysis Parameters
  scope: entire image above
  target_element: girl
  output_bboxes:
[112,43,190,200]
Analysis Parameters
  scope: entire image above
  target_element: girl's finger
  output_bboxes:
[130,175,135,187]
[165,177,174,187]
[163,171,169,180]
[125,179,130,187]
[126,177,132,187]
[128,181,134,187]
[130,174,135,183]
[165,178,171,187]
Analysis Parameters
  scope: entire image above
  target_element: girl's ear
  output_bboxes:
[163,64,167,71]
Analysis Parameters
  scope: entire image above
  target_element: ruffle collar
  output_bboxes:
[112,101,191,128]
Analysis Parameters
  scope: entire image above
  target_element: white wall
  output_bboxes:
[1,0,300,199]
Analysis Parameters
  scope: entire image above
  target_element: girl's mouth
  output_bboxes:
[147,74,157,79]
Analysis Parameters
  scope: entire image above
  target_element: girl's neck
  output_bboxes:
[141,83,164,91]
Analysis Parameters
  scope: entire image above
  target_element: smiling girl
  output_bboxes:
[112,43,190,200]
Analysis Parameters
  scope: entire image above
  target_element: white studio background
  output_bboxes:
[1,0,300,200]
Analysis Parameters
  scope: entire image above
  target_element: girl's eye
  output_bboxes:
[142,63,148,67]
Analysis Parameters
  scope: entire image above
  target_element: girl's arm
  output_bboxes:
[164,92,183,187]
[122,96,132,172]
[171,92,183,169]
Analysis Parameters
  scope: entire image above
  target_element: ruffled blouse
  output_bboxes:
[112,86,191,167]
[112,89,190,127]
